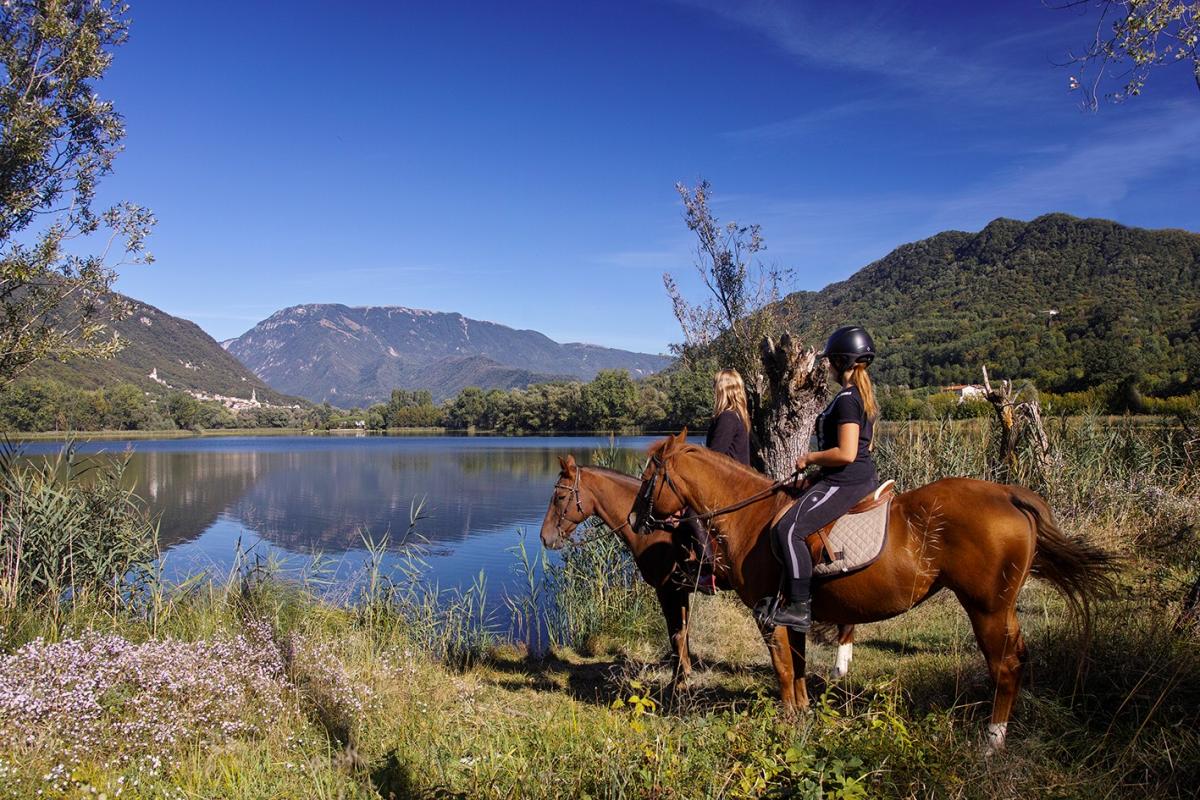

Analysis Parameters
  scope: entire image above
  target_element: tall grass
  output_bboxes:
[0,442,157,633]
[353,499,494,667]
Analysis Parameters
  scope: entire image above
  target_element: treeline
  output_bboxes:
[0,379,314,432]
[331,367,714,433]
[5,369,1198,436]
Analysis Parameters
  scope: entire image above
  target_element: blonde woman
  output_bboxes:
[770,326,881,631]
[706,368,751,465]
[678,368,752,594]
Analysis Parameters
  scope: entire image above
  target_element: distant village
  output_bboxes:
[147,367,301,411]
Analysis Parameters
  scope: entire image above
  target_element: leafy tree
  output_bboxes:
[664,181,784,386]
[581,369,637,431]
[658,358,716,430]
[664,181,825,477]
[167,392,201,431]
[445,386,487,429]
[1061,0,1200,109]
[0,1,154,385]
[103,384,157,430]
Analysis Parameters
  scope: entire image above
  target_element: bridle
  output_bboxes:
[631,453,689,532]
[552,469,586,538]
[632,448,801,534]
[551,468,635,541]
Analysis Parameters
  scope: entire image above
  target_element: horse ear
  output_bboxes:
[558,454,577,474]
[678,427,688,444]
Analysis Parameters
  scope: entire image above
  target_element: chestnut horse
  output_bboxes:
[538,455,859,687]
[627,431,1115,750]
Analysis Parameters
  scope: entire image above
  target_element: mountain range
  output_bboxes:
[16,214,1197,410]
[773,213,1200,395]
[222,305,673,406]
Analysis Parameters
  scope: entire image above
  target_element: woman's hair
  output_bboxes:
[713,369,751,430]
[847,362,879,421]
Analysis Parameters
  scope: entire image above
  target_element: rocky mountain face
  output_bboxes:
[223,304,672,405]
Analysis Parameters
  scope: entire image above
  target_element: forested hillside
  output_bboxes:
[22,297,294,404]
[774,214,1200,395]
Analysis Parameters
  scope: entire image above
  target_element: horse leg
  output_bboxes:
[755,620,799,712]
[787,627,809,709]
[834,624,855,679]
[963,602,1025,751]
[656,586,692,690]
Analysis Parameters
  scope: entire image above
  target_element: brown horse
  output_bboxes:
[627,431,1115,750]
[539,455,695,684]
[538,455,859,688]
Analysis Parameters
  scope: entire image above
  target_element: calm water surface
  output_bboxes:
[21,435,657,613]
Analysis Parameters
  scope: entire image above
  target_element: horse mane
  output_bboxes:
[581,465,640,483]
[673,443,773,486]
[564,464,642,488]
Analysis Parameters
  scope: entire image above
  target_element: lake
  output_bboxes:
[19,434,659,618]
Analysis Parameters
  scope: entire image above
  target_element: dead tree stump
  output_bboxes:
[982,365,1051,485]
[755,332,828,480]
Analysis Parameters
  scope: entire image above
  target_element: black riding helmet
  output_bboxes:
[820,325,875,368]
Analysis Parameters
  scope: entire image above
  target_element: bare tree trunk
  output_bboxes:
[982,365,1050,485]
[754,333,828,480]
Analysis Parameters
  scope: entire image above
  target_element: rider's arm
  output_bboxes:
[799,423,860,469]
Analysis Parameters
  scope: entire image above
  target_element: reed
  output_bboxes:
[0,442,157,630]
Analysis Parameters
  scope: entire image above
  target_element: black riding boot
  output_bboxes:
[772,597,811,631]
[772,575,812,631]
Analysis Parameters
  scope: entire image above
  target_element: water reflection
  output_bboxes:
[20,436,656,595]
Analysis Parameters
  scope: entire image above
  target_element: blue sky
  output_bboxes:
[98,0,1200,354]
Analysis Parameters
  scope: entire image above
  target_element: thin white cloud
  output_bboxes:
[724,96,900,141]
[678,0,995,90]
[928,105,1200,227]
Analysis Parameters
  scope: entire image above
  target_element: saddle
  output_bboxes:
[771,479,896,571]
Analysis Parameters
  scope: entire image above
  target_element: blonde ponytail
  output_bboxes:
[849,363,878,421]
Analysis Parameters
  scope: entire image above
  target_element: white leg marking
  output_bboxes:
[833,643,853,678]
[985,722,1008,752]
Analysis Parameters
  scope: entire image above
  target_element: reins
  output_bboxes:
[676,471,800,524]
[635,451,800,531]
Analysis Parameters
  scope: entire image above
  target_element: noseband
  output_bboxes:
[552,469,586,538]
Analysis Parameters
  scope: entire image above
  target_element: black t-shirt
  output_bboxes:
[815,385,878,486]
[705,409,751,466]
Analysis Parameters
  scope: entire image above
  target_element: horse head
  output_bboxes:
[628,429,693,534]
[540,454,589,549]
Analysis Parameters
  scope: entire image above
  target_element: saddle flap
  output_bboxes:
[806,490,892,575]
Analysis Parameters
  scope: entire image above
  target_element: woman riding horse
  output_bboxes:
[772,325,881,631]
[680,368,752,593]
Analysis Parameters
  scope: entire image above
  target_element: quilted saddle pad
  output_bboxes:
[812,499,891,577]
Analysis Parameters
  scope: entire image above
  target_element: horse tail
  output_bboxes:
[1010,487,1117,629]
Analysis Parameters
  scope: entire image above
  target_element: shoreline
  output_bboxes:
[1,415,1182,443]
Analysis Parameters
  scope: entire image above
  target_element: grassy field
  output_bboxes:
[0,416,1197,798]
